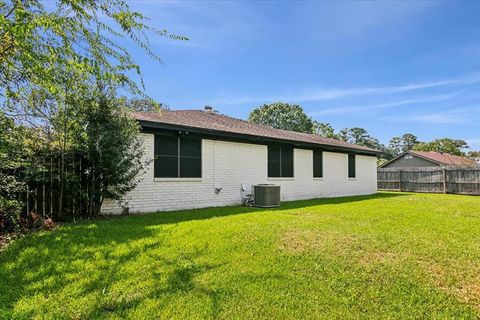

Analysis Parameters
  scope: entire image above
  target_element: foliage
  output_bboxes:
[0,112,25,232]
[338,127,385,151]
[80,88,146,215]
[124,97,167,112]
[467,151,480,159]
[414,138,469,156]
[1,193,480,318]
[0,0,177,224]
[388,133,419,157]
[0,198,21,233]
[248,102,314,133]
[0,84,147,225]
[0,0,187,105]
[246,101,474,162]
[312,121,338,139]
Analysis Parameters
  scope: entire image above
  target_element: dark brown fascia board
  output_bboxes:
[138,120,380,157]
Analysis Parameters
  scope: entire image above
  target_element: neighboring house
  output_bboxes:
[102,108,380,214]
[379,151,477,169]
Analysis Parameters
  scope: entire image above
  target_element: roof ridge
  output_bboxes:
[409,150,475,165]
[181,111,374,150]
[132,110,379,153]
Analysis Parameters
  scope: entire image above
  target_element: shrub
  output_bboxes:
[0,198,21,233]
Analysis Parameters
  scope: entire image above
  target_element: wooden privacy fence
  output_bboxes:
[377,167,480,195]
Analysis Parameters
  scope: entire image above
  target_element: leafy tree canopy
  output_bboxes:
[80,87,146,212]
[313,121,338,139]
[0,0,187,108]
[0,0,183,223]
[467,150,480,159]
[123,97,167,112]
[248,102,314,133]
[388,133,419,157]
[338,127,385,151]
[413,138,469,156]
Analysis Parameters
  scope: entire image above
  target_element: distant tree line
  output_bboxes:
[248,102,479,164]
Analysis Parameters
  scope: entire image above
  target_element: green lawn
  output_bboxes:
[1,192,480,319]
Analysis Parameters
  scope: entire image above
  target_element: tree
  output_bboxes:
[0,112,25,231]
[248,102,314,133]
[124,98,167,112]
[387,133,419,157]
[467,150,480,159]
[388,137,403,157]
[414,138,469,156]
[1,83,149,224]
[79,87,146,216]
[313,121,338,139]
[0,0,187,112]
[338,127,385,151]
[0,0,186,222]
[401,134,419,151]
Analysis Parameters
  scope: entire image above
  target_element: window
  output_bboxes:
[154,134,201,178]
[348,154,356,178]
[313,149,323,178]
[404,154,413,160]
[268,144,293,177]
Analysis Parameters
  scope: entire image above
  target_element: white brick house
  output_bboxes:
[102,109,379,214]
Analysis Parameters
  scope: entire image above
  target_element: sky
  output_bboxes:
[125,1,480,150]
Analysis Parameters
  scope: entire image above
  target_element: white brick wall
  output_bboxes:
[102,133,378,214]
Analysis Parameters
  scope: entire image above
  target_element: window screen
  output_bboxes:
[268,145,281,177]
[268,144,294,178]
[179,137,201,178]
[281,146,294,177]
[313,149,323,178]
[154,134,201,178]
[348,154,356,178]
[154,134,178,178]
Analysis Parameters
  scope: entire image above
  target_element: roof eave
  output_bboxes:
[137,119,380,156]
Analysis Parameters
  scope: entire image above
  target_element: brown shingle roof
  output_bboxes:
[133,110,378,153]
[410,151,476,166]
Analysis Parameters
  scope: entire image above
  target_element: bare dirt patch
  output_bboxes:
[423,260,480,311]
[357,250,403,266]
[278,229,357,255]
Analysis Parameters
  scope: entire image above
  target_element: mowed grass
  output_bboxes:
[1,193,480,319]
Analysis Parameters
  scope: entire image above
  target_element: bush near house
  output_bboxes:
[1,192,480,319]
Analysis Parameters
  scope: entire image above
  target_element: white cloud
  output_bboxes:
[380,106,480,124]
[309,91,464,116]
[209,73,480,106]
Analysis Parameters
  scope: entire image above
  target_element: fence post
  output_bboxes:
[398,170,402,192]
[443,168,447,193]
